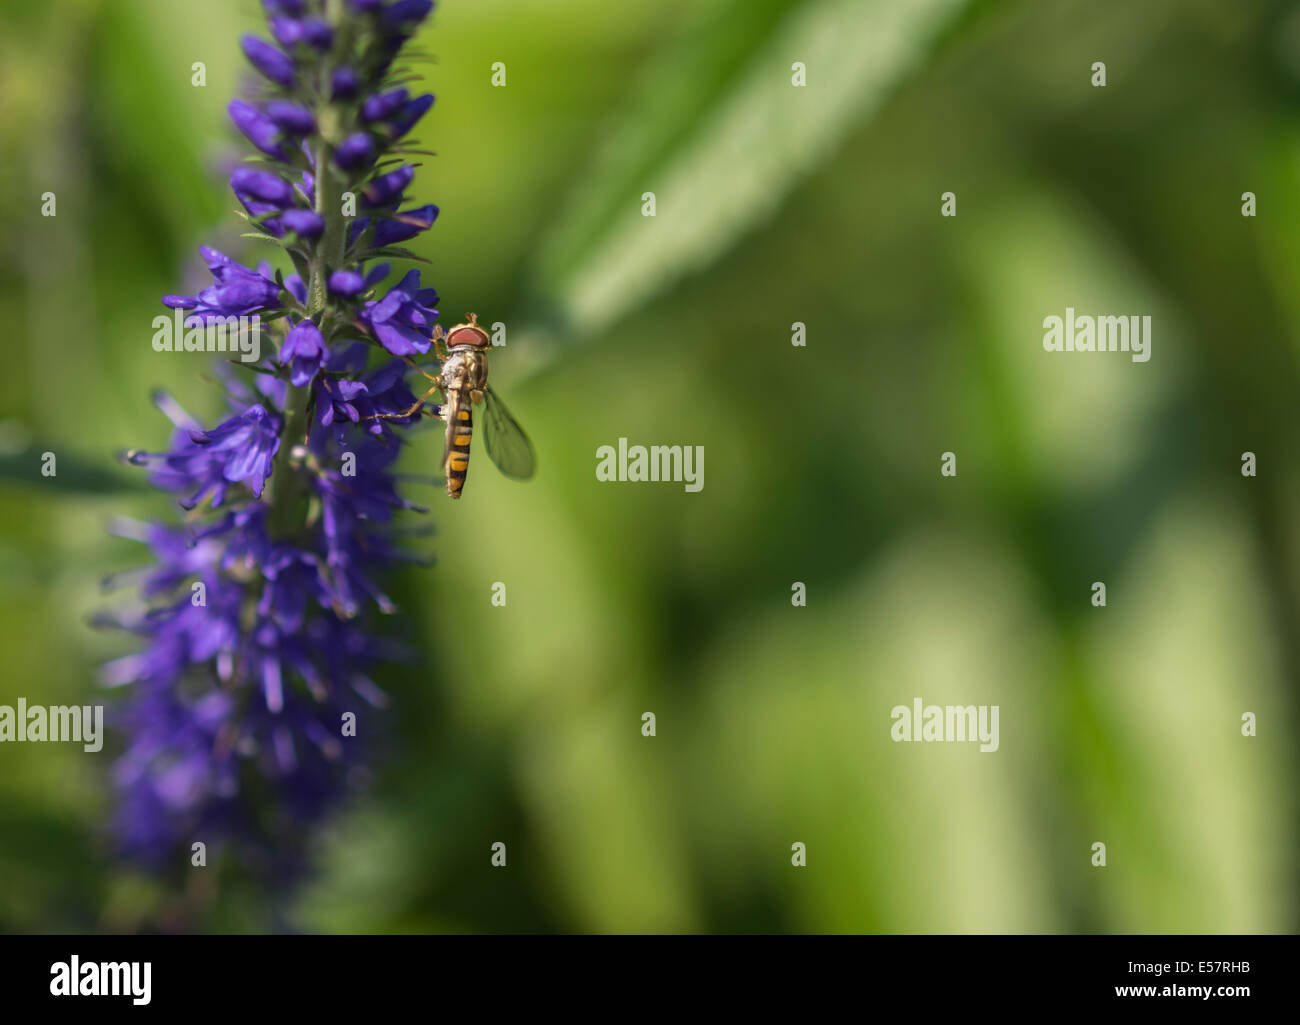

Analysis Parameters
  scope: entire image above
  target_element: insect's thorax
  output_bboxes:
[442,345,488,393]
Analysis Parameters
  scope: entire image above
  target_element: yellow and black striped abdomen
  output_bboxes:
[444,400,473,498]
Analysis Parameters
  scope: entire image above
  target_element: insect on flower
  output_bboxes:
[370,313,535,498]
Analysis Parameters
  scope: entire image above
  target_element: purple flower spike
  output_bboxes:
[120,0,446,891]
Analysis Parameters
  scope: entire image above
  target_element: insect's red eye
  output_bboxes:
[448,325,489,347]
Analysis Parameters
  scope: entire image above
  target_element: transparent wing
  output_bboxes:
[481,385,536,480]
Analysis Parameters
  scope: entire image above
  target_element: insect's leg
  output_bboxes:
[424,324,449,362]
[360,382,443,422]
[396,382,443,418]
[401,354,442,387]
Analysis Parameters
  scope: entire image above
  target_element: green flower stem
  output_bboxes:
[269,6,351,539]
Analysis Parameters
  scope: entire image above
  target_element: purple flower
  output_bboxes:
[229,100,287,160]
[280,319,328,385]
[281,208,324,238]
[270,16,333,51]
[241,35,297,88]
[301,19,335,49]
[382,0,434,29]
[362,88,409,122]
[363,164,415,208]
[334,132,375,171]
[313,349,423,438]
[387,94,434,138]
[331,66,359,99]
[231,167,294,206]
[129,403,282,506]
[184,406,283,502]
[266,99,315,135]
[346,204,438,252]
[162,246,283,321]
[373,204,438,246]
[328,270,366,297]
[359,269,438,355]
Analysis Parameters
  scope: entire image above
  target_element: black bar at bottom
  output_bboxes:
[0,934,1289,1012]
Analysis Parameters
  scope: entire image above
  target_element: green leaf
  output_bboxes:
[225,359,282,376]
[289,248,312,282]
[0,438,149,494]
[362,246,431,264]
[520,0,971,358]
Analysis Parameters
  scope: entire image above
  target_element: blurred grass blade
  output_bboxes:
[0,428,147,494]
[520,0,970,364]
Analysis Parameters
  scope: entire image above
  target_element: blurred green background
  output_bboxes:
[1,0,1299,932]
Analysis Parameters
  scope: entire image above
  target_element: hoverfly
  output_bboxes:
[373,313,535,498]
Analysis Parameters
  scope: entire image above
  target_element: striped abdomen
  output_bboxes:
[444,397,473,498]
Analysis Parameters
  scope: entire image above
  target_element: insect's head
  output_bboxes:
[444,312,491,349]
